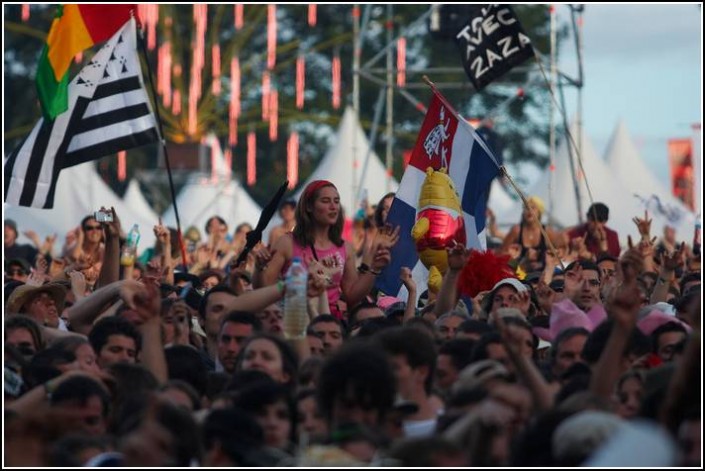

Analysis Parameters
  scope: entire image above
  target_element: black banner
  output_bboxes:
[455,4,534,90]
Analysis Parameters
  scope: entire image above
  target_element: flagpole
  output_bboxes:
[421,75,566,271]
[136,24,189,267]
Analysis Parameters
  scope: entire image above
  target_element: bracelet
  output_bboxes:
[357,263,371,273]
[276,280,285,293]
[44,380,55,401]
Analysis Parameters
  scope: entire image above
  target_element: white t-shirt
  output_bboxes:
[403,418,437,438]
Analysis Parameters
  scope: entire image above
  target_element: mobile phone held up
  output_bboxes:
[94,210,113,223]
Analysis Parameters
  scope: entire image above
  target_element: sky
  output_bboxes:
[553,4,701,190]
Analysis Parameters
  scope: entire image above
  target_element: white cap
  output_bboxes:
[491,278,528,293]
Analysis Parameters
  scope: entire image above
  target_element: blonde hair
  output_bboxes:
[527,196,545,218]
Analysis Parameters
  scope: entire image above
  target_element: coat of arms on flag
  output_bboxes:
[5,16,159,209]
[376,88,501,298]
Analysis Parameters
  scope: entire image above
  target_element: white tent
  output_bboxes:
[161,174,263,236]
[295,107,399,213]
[161,133,262,235]
[511,121,645,246]
[488,177,518,227]
[604,120,695,240]
[116,179,160,248]
[5,161,156,252]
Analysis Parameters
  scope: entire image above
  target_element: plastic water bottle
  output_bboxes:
[283,257,309,339]
[120,224,140,266]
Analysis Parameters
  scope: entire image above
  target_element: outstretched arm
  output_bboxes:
[434,243,468,317]
[67,280,136,335]
[223,283,285,313]
[590,248,643,398]
[342,225,400,308]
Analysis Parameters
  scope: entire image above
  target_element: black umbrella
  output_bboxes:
[235,180,289,266]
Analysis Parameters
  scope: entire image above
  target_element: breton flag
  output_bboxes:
[5,17,159,209]
[376,89,500,297]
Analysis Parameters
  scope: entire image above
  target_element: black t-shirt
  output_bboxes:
[5,243,39,266]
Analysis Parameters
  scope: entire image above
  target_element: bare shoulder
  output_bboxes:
[272,232,294,258]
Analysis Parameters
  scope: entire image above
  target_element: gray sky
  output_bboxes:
[555,4,701,188]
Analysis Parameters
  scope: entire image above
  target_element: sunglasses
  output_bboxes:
[8,269,26,275]
[84,225,102,231]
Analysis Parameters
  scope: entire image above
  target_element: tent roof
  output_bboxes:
[295,107,399,212]
[512,121,646,245]
[604,120,694,239]
[5,161,156,252]
[162,133,262,235]
[161,175,262,235]
[488,177,518,226]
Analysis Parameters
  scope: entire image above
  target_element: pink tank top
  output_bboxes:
[283,235,347,319]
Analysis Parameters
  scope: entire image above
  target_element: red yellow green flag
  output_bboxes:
[36,4,136,119]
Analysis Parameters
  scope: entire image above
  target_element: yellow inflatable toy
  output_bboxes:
[411,167,467,293]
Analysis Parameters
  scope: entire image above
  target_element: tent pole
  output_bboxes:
[356,88,387,202]
[137,25,188,266]
[548,5,557,222]
[385,4,394,193]
[352,4,360,212]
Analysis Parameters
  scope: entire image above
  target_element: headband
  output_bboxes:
[303,180,336,201]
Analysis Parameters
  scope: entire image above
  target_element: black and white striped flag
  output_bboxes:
[4,17,159,209]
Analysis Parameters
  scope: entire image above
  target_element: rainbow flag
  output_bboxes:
[36,4,136,119]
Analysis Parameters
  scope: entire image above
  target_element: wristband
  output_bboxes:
[277,280,285,293]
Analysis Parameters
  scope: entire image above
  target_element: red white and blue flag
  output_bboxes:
[376,89,500,297]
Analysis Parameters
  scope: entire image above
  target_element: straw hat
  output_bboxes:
[6,282,67,314]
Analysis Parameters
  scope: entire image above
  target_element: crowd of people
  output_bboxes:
[3,179,701,466]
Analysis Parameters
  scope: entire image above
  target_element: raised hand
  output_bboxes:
[194,246,212,267]
[41,234,58,256]
[594,226,608,253]
[606,274,641,331]
[371,247,392,271]
[400,266,416,291]
[544,249,559,270]
[153,222,170,246]
[517,289,532,316]
[563,263,584,300]
[64,227,78,249]
[68,270,87,299]
[99,206,122,238]
[632,210,652,240]
[621,237,645,281]
[471,290,490,320]
[35,255,49,277]
[507,243,522,260]
[447,241,469,272]
[132,282,162,326]
[660,242,686,273]
[144,259,164,279]
[22,230,41,248]
[535,281,557,314]
[372,224,400,251]
[306,259,327,298]
[26,269,44,286]
[252,245,276,271]
[49,257,67,279]
[495,313,523,358]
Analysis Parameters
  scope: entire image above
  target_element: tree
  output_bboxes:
[3,4,556,209]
